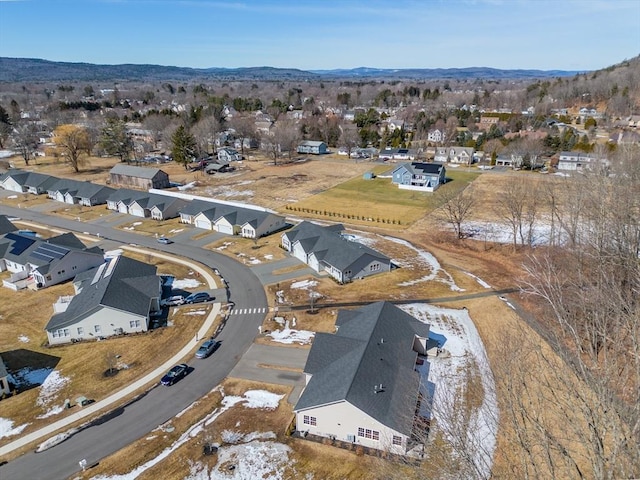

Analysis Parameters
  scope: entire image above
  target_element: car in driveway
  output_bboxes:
[160,363,189,386]
[184,292,213,304]
[195,339,220,359]
[157,237,173,244]
[161,295,185,307]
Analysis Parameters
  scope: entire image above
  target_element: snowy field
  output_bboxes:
[403,303,498,478]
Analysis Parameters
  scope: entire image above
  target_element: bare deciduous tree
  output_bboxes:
[438,187,475,239]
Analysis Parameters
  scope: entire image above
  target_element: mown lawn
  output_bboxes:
[284,167,479,228]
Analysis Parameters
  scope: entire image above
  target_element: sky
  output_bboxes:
[0,0,639,72]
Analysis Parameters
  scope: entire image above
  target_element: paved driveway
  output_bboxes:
[229,343,309,404]
[250,257,320,285]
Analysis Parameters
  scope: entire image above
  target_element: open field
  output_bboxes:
[284,168,479,228]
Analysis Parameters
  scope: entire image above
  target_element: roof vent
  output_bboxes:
[374,383,385,393]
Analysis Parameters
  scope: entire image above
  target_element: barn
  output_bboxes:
[109,164,170,190]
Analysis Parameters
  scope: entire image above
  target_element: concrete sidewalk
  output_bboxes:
[0,247,220,458]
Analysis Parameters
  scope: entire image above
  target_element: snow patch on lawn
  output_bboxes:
[18,334,30,343]
[290,279,317,290]
[184,310,207,316]
[0,418,29,439]
[386,236,464,291]
[402,303,498,478]
[188,441,294,480]
[172,278,201,289]
[268,328,315,345]
[464,272,492,289]
[36,370,70,407]
[36,404,65,419]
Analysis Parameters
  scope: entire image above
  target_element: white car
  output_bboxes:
[161,295,185,307]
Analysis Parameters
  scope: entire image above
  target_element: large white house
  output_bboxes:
[294,302,430,455]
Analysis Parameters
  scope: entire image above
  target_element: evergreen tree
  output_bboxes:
[99,117,133,162]
[171,125,197,169]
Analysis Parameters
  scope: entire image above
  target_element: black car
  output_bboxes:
[160,363,189,386]
[195,339,220,359]
[184,292,213,304]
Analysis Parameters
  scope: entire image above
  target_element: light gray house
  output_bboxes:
[47,179,115,206]
[297,140,328,155]
[281,221,391,283]
[391,162,446,192]
[294,301,430,455]
[0,228,105,290]
[44,255,162,345]
[0,355,11,396]
[105,188,150,213]
[181,200,285,238]
[217,147,242,162]
[557,151,609,171]
[109,164,170,190]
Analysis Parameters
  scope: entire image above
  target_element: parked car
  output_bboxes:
[157,237,173,244]
[161,295,185,307]
[184,292,213,304]
[160,364,189,386]
[195,339,220,359]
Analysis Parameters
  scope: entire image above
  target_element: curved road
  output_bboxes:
[0,205,268,480]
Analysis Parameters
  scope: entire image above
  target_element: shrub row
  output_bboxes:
[285,205,401,225]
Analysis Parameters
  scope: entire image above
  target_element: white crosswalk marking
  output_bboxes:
[228,307,267,315]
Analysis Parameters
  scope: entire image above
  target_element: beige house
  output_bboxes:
[45,255,162,345]
[294,302,430,455]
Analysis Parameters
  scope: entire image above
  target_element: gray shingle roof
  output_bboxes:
[295,302,430,436]
[0,215,18,235]
[0,355,8,378]
[109,164,166,179]
[45,255,159,332]
[285,221,389,271]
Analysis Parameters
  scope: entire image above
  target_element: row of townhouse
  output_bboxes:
[281,221,391,283]
[0,169,286,239]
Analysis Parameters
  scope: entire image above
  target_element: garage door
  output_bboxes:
[195,219,211,230]
[217,223,233,235]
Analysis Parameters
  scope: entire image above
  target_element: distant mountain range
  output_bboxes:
[0,57,582,83]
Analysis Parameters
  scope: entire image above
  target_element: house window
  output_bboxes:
[303,415,317,426]
[370,263,380,272]
[52,328,70,338]
[392,435,402,446]
[357,427,380,441]
[130,320,141,329]
[77,327,84,335]
[94,325,102,334]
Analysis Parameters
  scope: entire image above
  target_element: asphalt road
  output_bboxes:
[0,205,268,480]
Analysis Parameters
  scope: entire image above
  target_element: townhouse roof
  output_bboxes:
[285,221,389,272]
[295,301,430,436]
